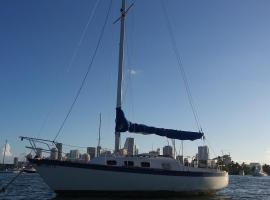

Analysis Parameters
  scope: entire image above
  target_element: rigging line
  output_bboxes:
[120,2,135,108]
[121,20,129,105]
[160,0,202,132]
[37,109,52,138]
[62,143,89,149]
[126,17,135,121]
[204,138,217,158]
[53,0,113,142]
[122,13,135,121]
[66,0,100,72]
[36,1,100,139]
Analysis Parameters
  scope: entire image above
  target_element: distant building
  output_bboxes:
[176,155,184,165]
[100,150,111,156]
[87,147,96,159]
[198,146,209,161]
[65,153,70,159]
[184,158,189,166]
[149,148,160,156]
[56,143,62,160]
[124,137,134,155]
[50,148,58,160]
[163,145,173,157]
[222,155,232,165]
[134,145,139,155]
[198,146,210,168]
[149,150,159,156]
[157,148,160,155]
[70,150,80,160]
[97,146,101,157]
[209,159,216,168]
[119,148,128,156]
[13,157,19,167]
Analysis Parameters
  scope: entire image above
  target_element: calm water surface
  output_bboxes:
[0,173,269,200]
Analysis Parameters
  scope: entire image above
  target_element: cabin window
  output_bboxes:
[107,160,117,165]
[141,162,150,168]
[124,161,134,167]
[161,163,171,170]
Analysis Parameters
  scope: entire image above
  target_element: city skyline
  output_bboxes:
[1,0,270,164]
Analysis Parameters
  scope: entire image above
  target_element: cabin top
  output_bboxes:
[89,155,180,170]
[88,155,219,173]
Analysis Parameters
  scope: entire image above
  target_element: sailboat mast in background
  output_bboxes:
[2,140,7,165]
[97,113,102,157]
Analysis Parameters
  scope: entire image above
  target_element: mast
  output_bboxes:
[115,0,126,153]
[97,113,101,157]
[2,140,7,165]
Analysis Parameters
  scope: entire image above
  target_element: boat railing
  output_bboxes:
[20,136,57,154]
[19,136,65,160]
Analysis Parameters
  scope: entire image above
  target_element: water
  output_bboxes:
[0,174,270,200]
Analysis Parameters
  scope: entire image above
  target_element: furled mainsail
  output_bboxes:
[115,107,204,141]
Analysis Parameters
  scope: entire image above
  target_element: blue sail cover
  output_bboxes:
[115,107,204,141]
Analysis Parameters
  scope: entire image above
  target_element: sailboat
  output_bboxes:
[0,140,19,174]
[20,0,228,195]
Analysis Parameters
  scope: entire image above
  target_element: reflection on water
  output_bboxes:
[55,197,230,200]
[54,193,231,200]
[0,173,270,200]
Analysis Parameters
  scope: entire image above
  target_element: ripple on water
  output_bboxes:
[0,174,270,200]
[0,173,55,200]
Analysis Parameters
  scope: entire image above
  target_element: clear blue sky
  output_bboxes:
[1,0,270,164]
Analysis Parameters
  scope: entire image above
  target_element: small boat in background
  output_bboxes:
[250,163,267,177]
[23,166,36,174]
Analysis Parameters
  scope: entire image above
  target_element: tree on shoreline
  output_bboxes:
[222,161,270,175]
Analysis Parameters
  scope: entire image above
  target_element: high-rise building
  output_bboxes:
[198,146,210,168]
[156,148,160,155]
[97,146,101,157]
[50,148,58,160]
[56,143,62,161]
[13,157,19,167]
[124,137,134,155]
[163,145,173,157]
[134,145,139,155]
[70,150,80,160]
[176,155,184,165]
[87,147,96,159]
[198,146,209,161]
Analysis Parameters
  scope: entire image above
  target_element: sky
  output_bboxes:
[0,0,270,164]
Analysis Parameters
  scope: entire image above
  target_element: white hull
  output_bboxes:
[34,160,228,194]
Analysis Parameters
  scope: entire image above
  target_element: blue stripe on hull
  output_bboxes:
[30,159,226,177]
